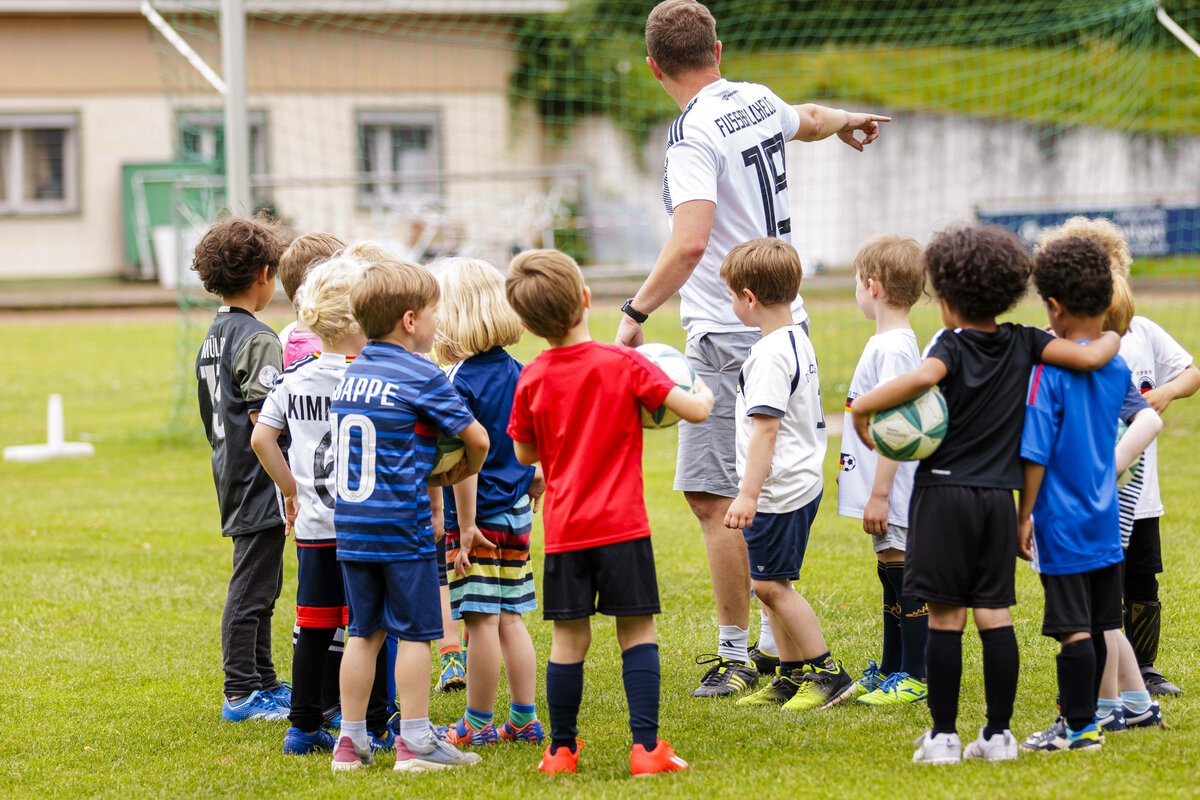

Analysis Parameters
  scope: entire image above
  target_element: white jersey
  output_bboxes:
[734,324,826,513]
[258,352,352,543]
[664,78,807,336]
[837,328,920,526]
[1119,316,1194,519]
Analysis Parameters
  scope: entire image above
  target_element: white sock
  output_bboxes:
[1121,690,1152,714]
[400,717,433,750]
[341,719,369,750]
[717,625,750,665]
[757,609,778,656]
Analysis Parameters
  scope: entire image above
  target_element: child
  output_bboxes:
[837,234,929,706]
[1015,236,1139,752]
[849,224,1120,765]
[327,257,490,773]
[709,238,854,712]
[192,215,293,722]
[277,231,346,367]
[505,249,713,776]
[251,255,394,755]
[1039,216,1199,696]
[430,257,546,747]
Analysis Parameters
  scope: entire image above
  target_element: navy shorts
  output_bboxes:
[436,536,449,587]
[296,542,347,628]
[341,558,442,642]
[742,493,822,582]
[542,538,660,620]
[1040,562,1124,637]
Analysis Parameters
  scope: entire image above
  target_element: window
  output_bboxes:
[177,110,269,202]
[0,114,78,216]
[357,111,442,209]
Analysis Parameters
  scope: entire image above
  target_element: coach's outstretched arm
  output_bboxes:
[792,105,891,151]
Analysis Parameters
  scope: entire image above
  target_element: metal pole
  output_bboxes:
[221,0,251,214]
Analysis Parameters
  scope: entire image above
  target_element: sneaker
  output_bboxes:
[263,680,292,710]
[962,727,1018,762]
[912,730,962,765]
[283,726,336,755]
[435,651,467,693]
[387,711,401,737]
[439,717,499,746]
[1125,700,1163,729]
[690,654,759,698]
[1067,724,1104,751]
[1022,718,1103,752]
[630,738,689,777]
[498,718,545,743]
[369,728,396,752]
[222,690,288,722]
[538,740,582,774]
[748,641,780,676]
[852,660,887,697]
[1141,667,1182,696]
[736,669,800,706]
[781,661,856,711]
[325,709,342,732]
[330,735,374,772]
[394,729,483,772]
[856,672,928,706]
[1096,705,1127,732]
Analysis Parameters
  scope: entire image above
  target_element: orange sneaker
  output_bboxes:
[630,739,689,776]
[537,740,582,774]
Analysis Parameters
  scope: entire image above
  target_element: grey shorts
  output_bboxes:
[675,330,760,497]
[872,523,909,554]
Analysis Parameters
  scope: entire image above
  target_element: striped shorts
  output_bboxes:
[444,500,537,618]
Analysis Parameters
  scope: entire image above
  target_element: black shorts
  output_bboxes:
[1040,562,1123,637]
[542,538,660,620]
[1124,516,1162,576]
[905,485,1017,608]
[295,542,347,628]
[436,536,449,587]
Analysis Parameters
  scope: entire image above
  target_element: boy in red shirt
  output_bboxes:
[505,249,713,777]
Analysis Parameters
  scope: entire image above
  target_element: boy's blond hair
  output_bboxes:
[719,237,802,305]
[343,239,397,265]
[430,257,523,365]
[294,254,366,345]
[505,249,586,340]
[350,257,439,342]
[1103,273,1136,336]
[1037,216,1132,278]
[279,232,346,303]
[853,233,925,309]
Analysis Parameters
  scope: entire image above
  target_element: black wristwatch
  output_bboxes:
[621,298,649,324]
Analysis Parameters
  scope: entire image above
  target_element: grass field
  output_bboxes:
[3,298,1199,798]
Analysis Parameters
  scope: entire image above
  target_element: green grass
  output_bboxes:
[3,300,1200,798]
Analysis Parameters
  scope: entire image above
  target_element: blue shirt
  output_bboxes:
[331,342,475,562]
[442,347,535,526]
[1020,351,1131,575]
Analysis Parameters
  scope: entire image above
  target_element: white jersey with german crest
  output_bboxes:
[663,78,805,336]
[259,352,351,543]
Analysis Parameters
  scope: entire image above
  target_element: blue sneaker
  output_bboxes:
[370,728,396,752]
[264,681,292,710]
[222,690,287,722]
[387,711,401,737]
[1125,700,1163,729]
[852,660,887,697]
[435,651,467,693]
[324,710,342,733]
[283,726,336,755]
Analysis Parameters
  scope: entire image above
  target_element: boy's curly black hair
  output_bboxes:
[1032,236,1114,317]
[191,214,285,299]
[924,225,1032,322]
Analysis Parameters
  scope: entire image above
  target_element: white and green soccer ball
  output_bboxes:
[637,342,695,430]
[1116,420,1142,488]
[867,387,949,461]
[431,431,465,475]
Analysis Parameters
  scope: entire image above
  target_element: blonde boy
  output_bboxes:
[277,232,346,367]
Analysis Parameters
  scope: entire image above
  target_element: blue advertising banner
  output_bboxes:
[976,205,1200,256]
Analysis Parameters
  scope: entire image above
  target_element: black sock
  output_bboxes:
[546,660,584,754]
[803,651,834,670]
[926,629,962,736]
[622,643,660,750]
[320,629,344,722]
[884,563,928,680]
[980,625,1019,739]
[1058,639,1096,732]
[291,626,337,732]
[879,562,902,675]
[1091,631,1107,708]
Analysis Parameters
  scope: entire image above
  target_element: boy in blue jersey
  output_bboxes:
[1017,237,1135,753]
[328,257,490,773]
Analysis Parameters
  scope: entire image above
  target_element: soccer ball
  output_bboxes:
[637,342,695,429]
[1116,420,1141,488]
[431,432,465,475]
[867,387,948,461]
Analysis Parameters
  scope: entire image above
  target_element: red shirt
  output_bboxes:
[508,341,675,554]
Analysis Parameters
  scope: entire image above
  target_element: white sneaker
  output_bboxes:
[963,727,1018,761]
[912,730,962,765]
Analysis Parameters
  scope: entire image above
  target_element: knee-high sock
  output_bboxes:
[926,628,962,735]
[980,626,1019,739]
[622,643,660,750]
[291,626,337,732]
[878,562,902,676]
[884,563,928,680]
[546,661,584,754]
[1057,639,1096,732]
